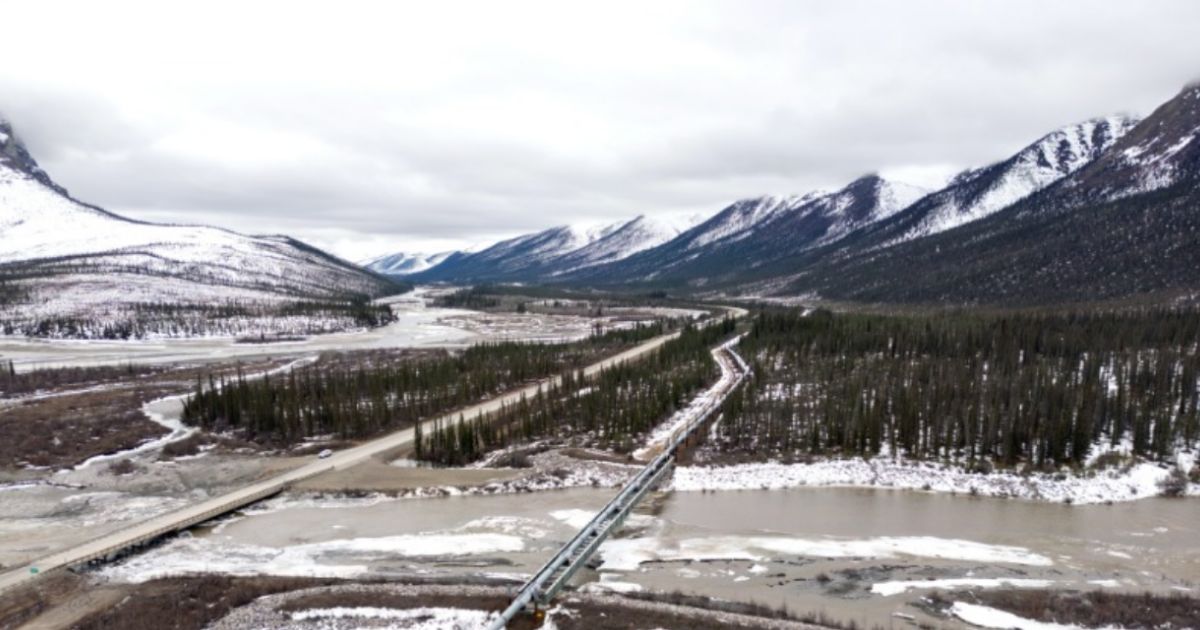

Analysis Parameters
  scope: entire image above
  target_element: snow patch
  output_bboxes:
[950,602,1081,630]
[871,577,1053,597]
[673,455,1185,505]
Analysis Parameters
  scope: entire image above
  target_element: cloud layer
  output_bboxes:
[3,1,1199,258]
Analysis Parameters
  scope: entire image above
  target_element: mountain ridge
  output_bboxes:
[0,116,404,338]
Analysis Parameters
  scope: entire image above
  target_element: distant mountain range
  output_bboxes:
[375,215,686,283]
[364,251,453,276]
[378,83,1199,307]
[0,118,404,338]
[4,82,1197,340]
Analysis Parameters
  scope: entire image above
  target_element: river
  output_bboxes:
[101,485,1200,627]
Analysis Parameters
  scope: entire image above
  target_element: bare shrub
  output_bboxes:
[967,589,1200,628]
[106,458,139,476]
[74,576,337,630]
[160,434,205,459]
[1090,451,1129,471]
[1158,466,1189,497]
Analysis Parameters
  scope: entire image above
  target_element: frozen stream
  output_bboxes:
[101,486,1200,628]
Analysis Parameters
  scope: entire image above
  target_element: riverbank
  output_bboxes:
[672,450,1199,505]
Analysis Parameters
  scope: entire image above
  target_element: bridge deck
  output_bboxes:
[488,338,749,628]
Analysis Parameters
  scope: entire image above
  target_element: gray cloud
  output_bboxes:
[2,0,1199,258]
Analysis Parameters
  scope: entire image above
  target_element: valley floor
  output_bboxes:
[3,305,1199,630]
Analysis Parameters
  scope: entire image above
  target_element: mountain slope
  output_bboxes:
[562,175,927,288]
[774,85,1200,305]
[412,224,606,282]
[1050,84,1200,205]
[365,251,453,276]
[408,215,685,283]
[549,215,683,274]
[878,115,1139,245]
[0,117,402,338]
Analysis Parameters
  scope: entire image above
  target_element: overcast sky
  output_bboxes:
[2,1,1199,260]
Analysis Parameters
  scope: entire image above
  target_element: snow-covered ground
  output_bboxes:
[673,450,1198,504]
[632,337,745,460]
[950,601,1081,630]
[287,606,495,629]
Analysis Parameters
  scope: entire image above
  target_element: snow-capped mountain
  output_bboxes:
[414,224,606,282]
[549,215,684,274]
[409,215,690,283]
[861,115,1139,248]
[773,84,1200,306]
[562,175,928,286]
[1051,83,1200,205]
[403,84,1200,306]
[684,194,812,251]
[0,117,401,338]
[365,251,454,276]
[771,175,929,248]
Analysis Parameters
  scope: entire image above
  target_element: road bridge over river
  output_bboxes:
[0,307,747,597]
[488,338,750,629]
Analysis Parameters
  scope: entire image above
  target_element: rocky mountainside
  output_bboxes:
[774,84,1200,306]
[408,215,685,283]
[867,115,1140,248]
[411,224,606,282]
[0,118,403,338]
[365,251,454,276]
[412,84,1198,308]
[549,215,683,275]
[1049,84,1200,206]
[562,175,927,287]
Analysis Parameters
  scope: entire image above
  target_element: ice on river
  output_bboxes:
[871,577,1054,596]
[596,534,1052,572]
[101,531,525,582]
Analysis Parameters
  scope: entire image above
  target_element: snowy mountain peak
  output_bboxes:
[897,114,1139,240]
[1024,115,1138,175]
[551,214,685,274]
[365,251,453,276]
[0,116,70,198]
[751,174,930,249]
[685,194,811,250]
[876,179,931,215]
[1058,85,1200,202]
[830,174,929,223]
[0,118,398,337]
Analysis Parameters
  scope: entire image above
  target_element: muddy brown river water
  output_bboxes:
[115,486,1197,628]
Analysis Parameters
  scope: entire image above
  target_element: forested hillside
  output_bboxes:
[712,310,1200,469]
